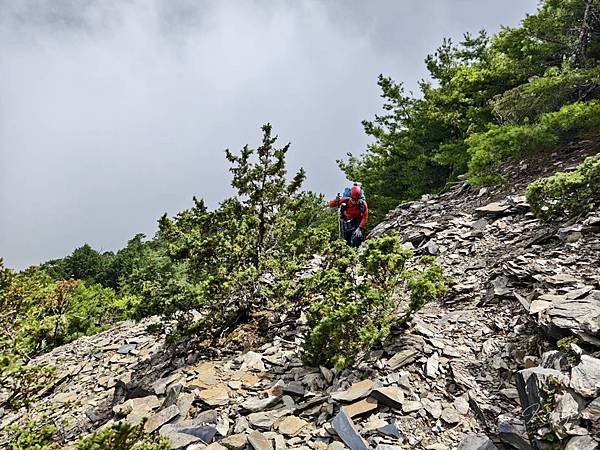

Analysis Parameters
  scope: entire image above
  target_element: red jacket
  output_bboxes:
[328,197,369,229]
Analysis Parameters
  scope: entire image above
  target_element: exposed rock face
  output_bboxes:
[1,145,599,449]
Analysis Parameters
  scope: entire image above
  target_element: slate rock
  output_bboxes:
[457,434,498,450]
[248,430,273,450]
[516,367,569,423]
[571,356,600,398]
[240,351,266,372]
[197,386,230,406]
[331,379,373,402]
[370,387,404,410]
[341,397,378,418]
[550,391,582,438]
[331,410,369,450]
[387,348,419,370]
[220,433,249,450]
[402,400,422,414]
[144,404,180,433]
[582,397,600,423]
[497,414,532,450]
[241,396,280,412]
[540,350,567,371]
[441,406,461,424]
[118,344,137,355]
[159,424,202,449]
[278,415,308,436]
[377,423,402,439]
[564,435,599,450]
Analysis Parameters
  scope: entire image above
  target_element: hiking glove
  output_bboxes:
[353,228,363,239]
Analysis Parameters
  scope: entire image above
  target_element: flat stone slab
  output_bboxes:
[144,404,180,433]
[331,410,369,450]
[370,387,404,410]
[331,379,373,402]
[341,397,378,418]
[248,430,273,450]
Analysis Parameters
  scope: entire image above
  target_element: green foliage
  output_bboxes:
[467,101,600,184]
[492,66,600,123]
[5,415,58,450]
[126,125,337,344]
[556,335,583,365]
[76,422,169,450]
[341,0,600,209]
[527,154,600,220]
[301,235,447,368]
[0,258,129,411]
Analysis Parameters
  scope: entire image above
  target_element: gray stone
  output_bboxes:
[283,382,305,397]
[582,397,600,423]
[177,423,218,444]
[248,430,273,450]
[377,423,402,439]
[370,387,404,410]
[248,412,275,430]
[541,294,600,342]
[540,350,567,370]
[277,415,308,436]
[550,391,582,439]
[571,355,600,398]
[241,396,280,412]
[564,435,599,450]
[220,433,248,450]
[240,351,266,372]
[331,379,373,402]
[162,383,182,408]
[159,424,202,449]
[441,406,461,424]
[426,353,440,378]
[387,348,419,370]
[144,404,180,433]
[331,410,369,450]
[117,344,137,354]
[457,434,497,450]
[401,400,422,414]
[497,414,532,450]
[516,367,569,423]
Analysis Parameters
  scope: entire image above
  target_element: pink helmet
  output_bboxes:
[350,185,362,200]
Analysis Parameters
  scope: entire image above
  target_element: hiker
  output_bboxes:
[328,184,369,247]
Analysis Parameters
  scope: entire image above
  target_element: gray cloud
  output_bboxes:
[0,0,539,269]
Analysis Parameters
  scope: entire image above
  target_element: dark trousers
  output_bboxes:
[341,218,363,247]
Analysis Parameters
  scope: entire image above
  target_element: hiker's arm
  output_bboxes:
[327,198,341,208]
[359,201,369,229]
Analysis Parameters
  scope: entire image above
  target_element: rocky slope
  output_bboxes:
[1,142,599,450]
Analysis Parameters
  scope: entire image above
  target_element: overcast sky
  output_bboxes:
[0,0,539,270]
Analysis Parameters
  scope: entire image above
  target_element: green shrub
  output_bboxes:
[467,123,557,184]
[526,155,600,221]
[301,235,447,368]
[492,67,600,124]
[468,101,600,184]
[5,415,58,450]
[77,422,169,450]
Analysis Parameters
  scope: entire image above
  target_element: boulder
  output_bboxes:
[571,356,600,398]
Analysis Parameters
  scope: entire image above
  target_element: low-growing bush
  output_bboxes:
[468,101,600,184]
[77,422,169,450]
[301,235,447,368]
[526,155,600,221]
[5,416,58,450]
